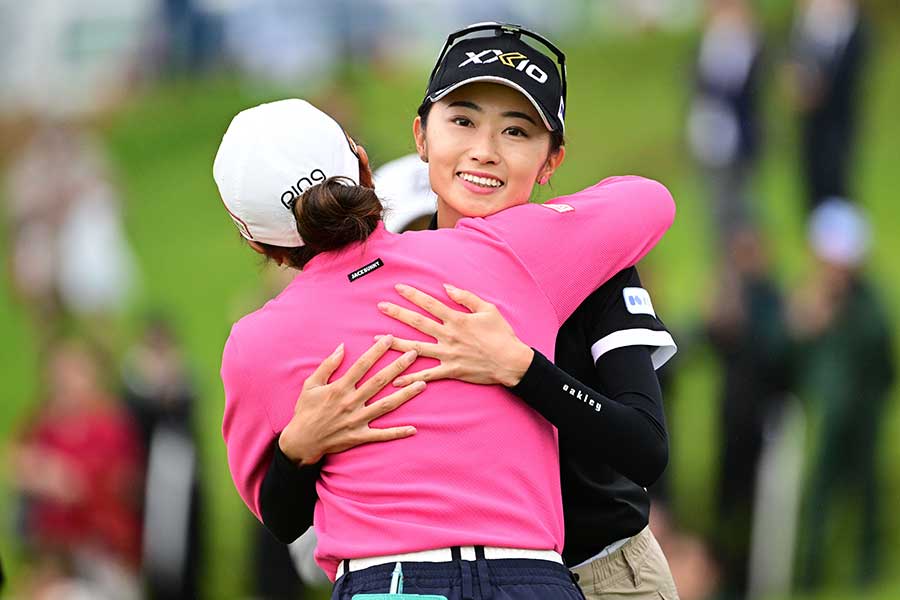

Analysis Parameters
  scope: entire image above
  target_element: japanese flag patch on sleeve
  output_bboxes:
[622,287,656,316]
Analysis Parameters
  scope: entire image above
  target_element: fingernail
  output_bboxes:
[403,350,417,361]
[443,283,457,292]
[393,378,405,387]
[377,302,389,311]
[373,334,383,341]
[381,334,394,345]
[413,381,426,390]
[406,426,417,434]
[395,283,410,292]
[333,343,344,356]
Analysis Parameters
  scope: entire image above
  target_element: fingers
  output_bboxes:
[393,365,453,387]
[377,302,442,338]
[393,283,457,321]
[305,343,345,388]
[442,283,493,313]
[337,335,394,388]
[361,380,427,421]
[356,350,418,400]
[373,335,441,358]
[360,425,418,444]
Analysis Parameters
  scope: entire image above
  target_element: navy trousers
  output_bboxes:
[332,557,585,600]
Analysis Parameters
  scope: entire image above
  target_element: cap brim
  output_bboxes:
[427,75,560,133]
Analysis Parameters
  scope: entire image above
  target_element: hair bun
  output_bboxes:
[294,177,382,252]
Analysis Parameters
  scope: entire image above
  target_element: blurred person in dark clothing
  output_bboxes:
[790,199,894,590]
[704,227,791,599]
[786,0,868,211]
[121,316,202,599]
[253,523,307,600]
[161,0,223,74]
[10,340,144,599]
[687,0,763,245]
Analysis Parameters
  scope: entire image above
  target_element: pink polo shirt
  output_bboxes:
[221,176,675,580]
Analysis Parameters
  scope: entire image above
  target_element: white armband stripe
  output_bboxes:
[591,329,677,370]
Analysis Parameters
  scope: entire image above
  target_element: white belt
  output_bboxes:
[336,547,563,579]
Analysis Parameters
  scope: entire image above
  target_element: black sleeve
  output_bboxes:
[583,267,675,369]
[258,440,321,543]
[509,345,668,487]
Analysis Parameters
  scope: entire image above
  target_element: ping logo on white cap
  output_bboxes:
[280,168,327,211]
[213,99,362,248]
[623,287,656,316]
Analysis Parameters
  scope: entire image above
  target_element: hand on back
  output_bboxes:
[279,335,425,465]
[376,283,534,388]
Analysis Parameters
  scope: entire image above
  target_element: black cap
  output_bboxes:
[423,23,566,133]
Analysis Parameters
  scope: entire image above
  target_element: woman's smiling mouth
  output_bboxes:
[457,171,505,191]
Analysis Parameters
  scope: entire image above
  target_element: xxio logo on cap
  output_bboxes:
[458,49,548,83]
[280,168,327,211]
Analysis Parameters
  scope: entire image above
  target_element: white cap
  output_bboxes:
[213,99,360,247]
[374,154,437,233]
[809,197,871,267]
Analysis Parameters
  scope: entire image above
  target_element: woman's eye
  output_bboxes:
[504,127,528,138]
[452,117,473,127]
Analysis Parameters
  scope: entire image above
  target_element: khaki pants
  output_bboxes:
[571,527,679,600]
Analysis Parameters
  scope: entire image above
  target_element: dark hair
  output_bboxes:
[417,100,565,155]
[257,176,382,270]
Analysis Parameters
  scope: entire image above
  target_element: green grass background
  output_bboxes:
[2,13,899,600]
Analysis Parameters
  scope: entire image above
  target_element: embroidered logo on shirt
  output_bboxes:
[347,258,384,282]
[623,287,656,317]
[541,203,574,213]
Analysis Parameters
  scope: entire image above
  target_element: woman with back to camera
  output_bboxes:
[265,23,681,600]
[215,95,674,597]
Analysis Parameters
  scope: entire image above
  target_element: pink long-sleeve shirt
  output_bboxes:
[221,176,675,580]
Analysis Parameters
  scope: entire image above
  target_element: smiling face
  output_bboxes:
[414,82,565,227]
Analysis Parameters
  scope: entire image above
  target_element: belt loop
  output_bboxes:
[474,546,493,600]
[460,556,475,600]
[333,567,347,599]
[452,547,462,562]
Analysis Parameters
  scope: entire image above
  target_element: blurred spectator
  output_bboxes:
[789,199,895,590]
[4,125,69,325]
[651,505,720,600]
[288,527,330,587]
[159,0,224,75]
[0,0,155,117]
[252,523,307,600]
[687,0,763,245]
[10,340,144,599]
[120,315,202,599]
[222,0,345,85]
[4,124,139,336]
[785,0,868,211]
[703,227,790,599]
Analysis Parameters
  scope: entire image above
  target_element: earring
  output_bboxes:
[420,154,429,163]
